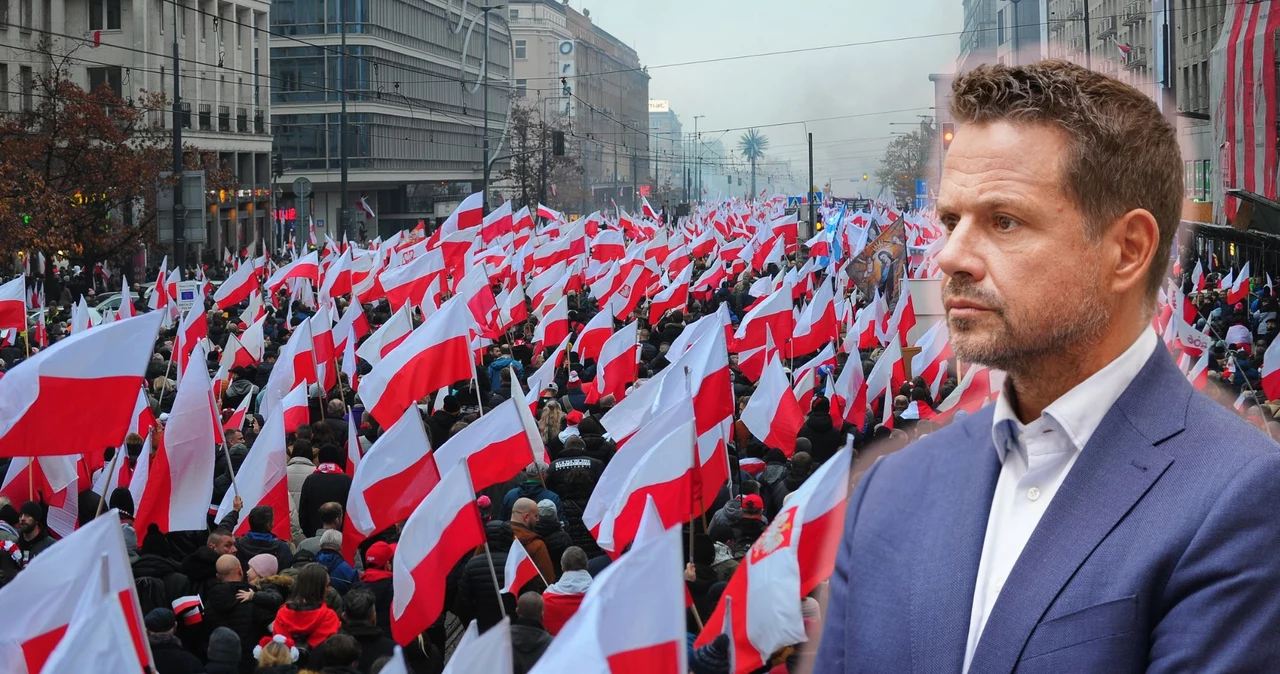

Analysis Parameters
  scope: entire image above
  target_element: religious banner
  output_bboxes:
[847,216,906,305]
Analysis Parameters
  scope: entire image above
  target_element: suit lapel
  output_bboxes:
[965,349,1187,674]
[910,406,1002,674]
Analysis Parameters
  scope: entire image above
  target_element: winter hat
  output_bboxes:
[567,371,581,387]
[566,410,584,425]
[144,607,177,633]
[801,596,821,622]
[140,524,172,558]
[689,634,732,674]
[248,553,279,579]
[109,488,135,519]
[476,495,492,523]
[319,529,343,551]
[741,494,765,519]
[207,626,241,664]
[0,502,17,527]
[18,501,43,524]
[364,541,396,570]
[253,635,300,663]
[537,499,558,522]
[122,525,138,560]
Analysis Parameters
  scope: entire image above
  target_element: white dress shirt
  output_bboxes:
[961,328,1159,673]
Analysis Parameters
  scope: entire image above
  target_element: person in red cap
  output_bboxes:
[560,371,588,413]
[733,494,769,551]
[360,541,396,638]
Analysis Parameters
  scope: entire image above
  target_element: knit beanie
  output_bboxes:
[207,626,241,663]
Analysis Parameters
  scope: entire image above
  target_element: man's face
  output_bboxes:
[17,513,37,533]
[936,121,1111,377]
[210,535,236,556]
[226,430,242,445]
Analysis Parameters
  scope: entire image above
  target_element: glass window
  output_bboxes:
[997,8,1006,45]
[107,0,120,29]
[20,66,34,111]
[515,79,526,97]
[20,0,32,29]
[514,39,526,59]
[0,65,8,112]
[88,66,124,97]
[508,8,517,19]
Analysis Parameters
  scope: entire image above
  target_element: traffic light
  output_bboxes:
[862,173,869,181]
[272,153,284,179]
[942,122,955,151]
[552,131,565,156]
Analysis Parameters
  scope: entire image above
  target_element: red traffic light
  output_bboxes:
[942,122,956,151]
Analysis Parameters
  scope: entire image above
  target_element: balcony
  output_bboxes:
[1124,45,1148,69]
[1068,35,1084,52]
[1096,16,1117,39]
[1122,1,1145,26]
[1099,57,1120,76]
[1066,0,1083,20]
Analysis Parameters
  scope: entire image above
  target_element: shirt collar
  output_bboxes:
[991,328,1159,462]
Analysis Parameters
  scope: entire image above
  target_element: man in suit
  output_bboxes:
[815,60,1280,673]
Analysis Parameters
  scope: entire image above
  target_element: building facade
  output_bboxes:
[648,99,682,194]
[994,0,1043,65]
[270,0,512,240]
[507,0,649,215]
[0,0,274,261]
[958,0,998,72]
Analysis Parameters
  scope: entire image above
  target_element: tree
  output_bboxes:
[874,128,934,208]
[0,38,170,271]
[497,103,582,212]
[738,128,770,198]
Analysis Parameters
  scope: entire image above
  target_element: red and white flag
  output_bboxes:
[500,538,545,595]
[265,251,320,293]
[175,304,209,380]
[740,351,804,456]
[281,383,310,435]
[695,444,855,672]
[320,248,355,299]
[343,406,441,563]
[648,265,692,323]
[934,365,1004,424]
[0,312,162,457]
[791,278,837,357]
[0,511,151,674]
[214,398,290,542]
[865,337,905,404]
[380,248,445,312]
[357,303,414,367]
[829,355,867,431]
[391,462,485,646]
[529,511,686,673]
[444,617,512,674]
[214,257,261,310]
[263,317,317,411]
[39,555,147,674]
[0,276,27,333]
[223,393,252,432]
[537,203,561,222]
[1227,261,1251,305]
[334,300,370,355]
[586,320,639,404]
[533,296,570,353]
[881,281,916,347]
[433,380,546,492]
[115,276,135,321]
[440,192,485,236]
[574,304,615,363]
[134,354,217,535]
[1262,335,1280,401]
[362,297,473,427]
[911,320,953,399]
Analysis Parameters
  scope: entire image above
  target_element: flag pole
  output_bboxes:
[95,435,128,517]
[221,440,241,497]
[482,540,509,618]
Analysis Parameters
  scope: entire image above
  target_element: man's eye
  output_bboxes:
[995,216,1018,231]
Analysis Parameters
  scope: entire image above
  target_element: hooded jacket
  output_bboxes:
[202,578,282,666]
[272,601,341,648]
[236,532,294,574]
[510,617,552,674]
[500,483,563,522]
[509,522,555,587]
[798,411,847,464]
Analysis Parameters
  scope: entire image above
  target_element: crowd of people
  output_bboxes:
[0,204,1274,673]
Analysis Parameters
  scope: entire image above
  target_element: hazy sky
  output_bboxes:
[578,0,965,194]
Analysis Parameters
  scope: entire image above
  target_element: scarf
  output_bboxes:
[315,463,343,474]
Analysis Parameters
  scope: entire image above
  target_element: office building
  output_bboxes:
[0,0,274,260]
[958,0,998,72]
[270,0,512,239]
[648,99,683,193]
[994,0,1043,65]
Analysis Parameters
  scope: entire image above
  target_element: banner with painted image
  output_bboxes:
[847,216,906,305]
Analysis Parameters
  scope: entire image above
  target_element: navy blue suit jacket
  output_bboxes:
[815,347,1280,673]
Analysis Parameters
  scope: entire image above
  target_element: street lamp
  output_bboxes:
[693,115,705,203]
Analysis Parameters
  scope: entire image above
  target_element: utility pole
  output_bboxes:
[613,147,619,214]
[807,132,815,232]
[1083,1,1091,69]
[538,106,548,211]
[631,148,638,212]
[480,5,504,216]
[338,0,349,244]
[693,115,704,204]
[171,6,185,273]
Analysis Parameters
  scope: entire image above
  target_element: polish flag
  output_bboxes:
[175,304,208,378]
[734,277,796,361]
[357,304,415,368]
[648,265,692,323]
[134,355,217,535]
[1174,317,1212,358]
[534,296,570,353]
[694,444,854,670]
[526,335,570,405]
[500,538,546,595]
[480,200,514,244]
[769,213,799,242]
[146,257,169,312]
[115,277,135,321]
[537,203,561,222]
[433,381,546,492]
[791,278,837,357]
[574,304,615,363]
[495,283,529,333]
[456,263,499,335]
[281,383,310,435]
[342,406,441,564]
[911,320,953,398]
[804,229,832,258]
[1261,336,1280,401]
[640,196,660,221]
[529,514,686,674]
[605,258,658,320]
[263,318,317,412]
[1227,261,1251,305]
[0,312,162,458]
[829,351,867,432]
[362,297,473,427]
[214,258,261,309]
[390,462,486,646]
[851,303,879,350]
[38,556,147,674]
[934,365,1004,424]
[586,320,639,404]
[513,205,534,234]
[0,511,151,674]
[591,229,627,263]
[265,251,320,293]
[311,305,338,392]
[882,281,916,347]
[445,618,513,674]
[740,352,804,456]
[791,344,837,413]
[1,455,78,539]
[1191,260,1205,292]
[380,248,445,312]
[865,337,905,404]
[353,254,386,304]
[334,301,371,355]
[1185,349,1210,391]
[240,290,266,325]
[0,276,26,332]
[440,192,485,236]
[214,395,290,542]
[901,400,936,421]
[320,248,355,299]
[223,393,252,432]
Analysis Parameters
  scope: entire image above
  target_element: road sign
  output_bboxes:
[293,177,312,198]
[175,281,201,313]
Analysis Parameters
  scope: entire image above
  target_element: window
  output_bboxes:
[157,0,163,32]
[236,107,247,131]
[89,0,122,30]
[0,0,7,24]
[87,66,124,97]
[20,0,32,30]
[218,104,230,131]
[514,39,526,59]
[515,78,526,97]
[996,8,1006,45]
[20,66,33,111]
[0,65,8,112]
[199,103,211,129]
[508,8,517,19]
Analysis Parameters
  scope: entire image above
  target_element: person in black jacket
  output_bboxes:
[202,554,283,671]
[454,520,516,631]
[532,501,572,578]
[510,592,552,674]
[145,608,205,674]
[298,445,352,537]
[424,397,460,449]
[574,416,616,467]
[546,436,603,495]
[359,541,395,639]
[796,395,847,465]
[339,589,395,673]
[133,525,194,610]
[234,505,294,573]
[320,399,349,445]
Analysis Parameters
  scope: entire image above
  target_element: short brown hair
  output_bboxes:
[950,60,1182,297]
